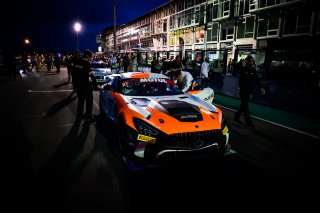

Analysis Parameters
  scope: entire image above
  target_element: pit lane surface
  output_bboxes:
[0,68,319,213]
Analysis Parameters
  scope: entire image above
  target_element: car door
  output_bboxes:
[100,76,117,123]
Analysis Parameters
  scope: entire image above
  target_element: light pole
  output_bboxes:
[113,0,117,53]
[74,22,82,50]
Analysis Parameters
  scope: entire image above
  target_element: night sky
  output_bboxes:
[0,0,168,53]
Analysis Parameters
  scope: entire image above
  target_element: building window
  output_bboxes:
[237,16,254,39]
[257,11,280,38]
[207,3,213,22]
[169,16,173,30]
[239,0,251,16]
[213,3,218,19]
[258,0,281,8]
[169,15,177,30]
[195,6,200,24]
[186,9,193,26]
[212,0,230,19]
[206,23,219,42]
[184,28,193,45]
[296,9,312,34]
[222,0,230,17]
[221,22,234,41]
[163,19,167,32]
[283,7,312,35]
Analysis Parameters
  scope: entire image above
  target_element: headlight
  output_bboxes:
[133,118,159,136]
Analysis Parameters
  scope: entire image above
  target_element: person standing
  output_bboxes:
[200,57,210,87]
[66,50,81,91]
[30,52,39,72]
[53,53,61,73]
[122,54,130,73]
[151,57,159,73]
[234,55,265,128]
[169,55,185,80]
[227,58,233,75]
[72,49,99,122]
[45,53,53,71]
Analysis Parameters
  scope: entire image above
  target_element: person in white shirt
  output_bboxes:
[200,57,210,87]
[174,70,194,92]
[200,57,209,78]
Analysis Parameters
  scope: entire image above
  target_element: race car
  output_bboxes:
[90,61,113,85]
[99,72,230,163]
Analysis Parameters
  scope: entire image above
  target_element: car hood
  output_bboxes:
[122,94,219,122]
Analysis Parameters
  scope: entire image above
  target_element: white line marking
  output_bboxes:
[28,89,73,93]
[60,123,74,127]
[214,103,320,140]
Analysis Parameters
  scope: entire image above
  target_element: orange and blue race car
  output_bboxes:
[99,72,230,164]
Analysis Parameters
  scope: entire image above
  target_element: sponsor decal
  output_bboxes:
[180,114,198,119]
[203,92,214,102]
[137,134,156,143]
[122,80,140,87]
[222,126,229,135]
[140,78,166,83]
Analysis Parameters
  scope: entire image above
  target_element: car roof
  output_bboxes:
[119,72,170,80]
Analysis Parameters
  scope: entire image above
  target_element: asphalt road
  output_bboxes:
[1,67,319,213]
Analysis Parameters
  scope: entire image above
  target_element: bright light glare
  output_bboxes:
[74,22,81,32]
[24,39,30,44]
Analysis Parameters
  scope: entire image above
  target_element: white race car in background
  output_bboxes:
[187,77,215,104]
[90,61,113,85]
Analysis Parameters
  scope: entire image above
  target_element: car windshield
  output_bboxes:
[90,62,108,68]
[121,78,183,96]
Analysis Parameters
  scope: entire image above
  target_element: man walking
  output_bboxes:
[234,55,265,128]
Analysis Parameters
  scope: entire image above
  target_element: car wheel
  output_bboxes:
[117,118,130,156]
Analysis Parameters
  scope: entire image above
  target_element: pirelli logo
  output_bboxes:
[222,126,229,135]
[137,134,156,143]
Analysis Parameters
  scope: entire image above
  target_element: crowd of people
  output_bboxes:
[0,48,270,126]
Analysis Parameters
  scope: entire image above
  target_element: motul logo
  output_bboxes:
[140,78,166,83]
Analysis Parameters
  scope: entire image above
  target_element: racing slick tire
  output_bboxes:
[116,117,131,156]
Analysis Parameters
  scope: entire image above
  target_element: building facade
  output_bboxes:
[98,0,319,81]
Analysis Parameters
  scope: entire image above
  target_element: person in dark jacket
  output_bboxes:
[168,55,185,80]
[234,55,265,128]
[72,49,99,122]
[151,57,160,73]
[66,50,81,91]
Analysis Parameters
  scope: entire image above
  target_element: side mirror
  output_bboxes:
[192,84,203,90]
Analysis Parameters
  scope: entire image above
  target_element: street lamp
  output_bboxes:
[74,22,82,50]
[24,39,30,45]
